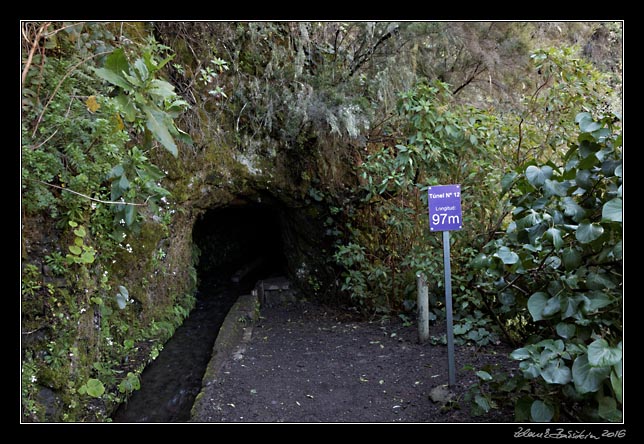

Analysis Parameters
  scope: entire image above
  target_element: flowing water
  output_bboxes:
[111,273,256,423]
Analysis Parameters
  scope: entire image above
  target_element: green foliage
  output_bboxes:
[335,79,505,328]
[21,22,196,422]
[78,378,106,398]
[475,112,622,422]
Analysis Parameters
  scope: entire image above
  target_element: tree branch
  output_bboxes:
[21,22,51,85]
[29,179,149,207]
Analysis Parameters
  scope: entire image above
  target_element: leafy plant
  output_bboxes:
[78,378,106,398]
[475,112,622,421]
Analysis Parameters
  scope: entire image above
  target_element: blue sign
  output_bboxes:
[428,184,463,231]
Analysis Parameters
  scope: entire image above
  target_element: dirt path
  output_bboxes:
[191,300,515,423]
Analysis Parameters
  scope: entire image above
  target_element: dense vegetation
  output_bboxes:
[21,21,621,422]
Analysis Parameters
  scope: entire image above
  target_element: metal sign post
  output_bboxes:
[427,184,462,387]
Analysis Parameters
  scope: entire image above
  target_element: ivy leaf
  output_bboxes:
[542,296,560,317]
[572,354,610,394]
[602,198,622,223]
[561,197,586,222]
[144,106,178,157]
[544,179,569,197]
[562,247,582,270]
[540,359,571,385]
[587,339,621,367]
[525,165,553,188]
[527,292,548,321]
[556,323,576,339]
[544,228,564,249]
[494,246,519,265]
[576,221,604,243]
[530,400,554,422]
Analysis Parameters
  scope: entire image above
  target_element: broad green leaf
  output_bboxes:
[94,67,131,90]
[587,339,621,367]
[119,173,129,190]
[519,361,540,379]
[510,347,531,361]
[587,272,616,290]
[80,251,95,264]
[575,111,591,124]
[69,245,82,255]
[562,247,582,270]
[560,296,578,319]
[115,94,138,122]
[576,221,604,243]
[544,179,569,197]
[581,291,613,313]
[494,246,519,265]
[540,359,571,385]
[73,226,86,238]
[526,165,553,188]
[85,379,105,398]
[572,354,610,394]
[124,205,136,226]
[527,292,548,321]
[556,323,576,339]
[471,253,489,269]
[530,400,554,422]
[545,228,563,249]
[602,198,622,223]
[597,395,622,422]
[144,107,177,157]
[476,371,493,381]
[474,394,491,413]
[574,168,593,189]
[542,296,560,317]
[561,197,585,222]
[104,48,130,77]
[148,79,175,101]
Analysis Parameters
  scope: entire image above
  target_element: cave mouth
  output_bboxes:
[191,198,289,289]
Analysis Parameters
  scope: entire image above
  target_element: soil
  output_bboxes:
[191,299,518,423]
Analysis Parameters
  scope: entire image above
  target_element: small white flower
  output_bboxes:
[119,219,126,225]
[30,375,37,383]
[125,244,133,253]
[106,337,113,346]
[122,233,127,239]
[80,308,87,314]
[91,202,97,210]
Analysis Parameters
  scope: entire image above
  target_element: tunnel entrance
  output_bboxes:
[112,199,293,422]
[192,202,288,285]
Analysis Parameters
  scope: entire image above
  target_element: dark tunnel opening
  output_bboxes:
[191,201,288,287]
